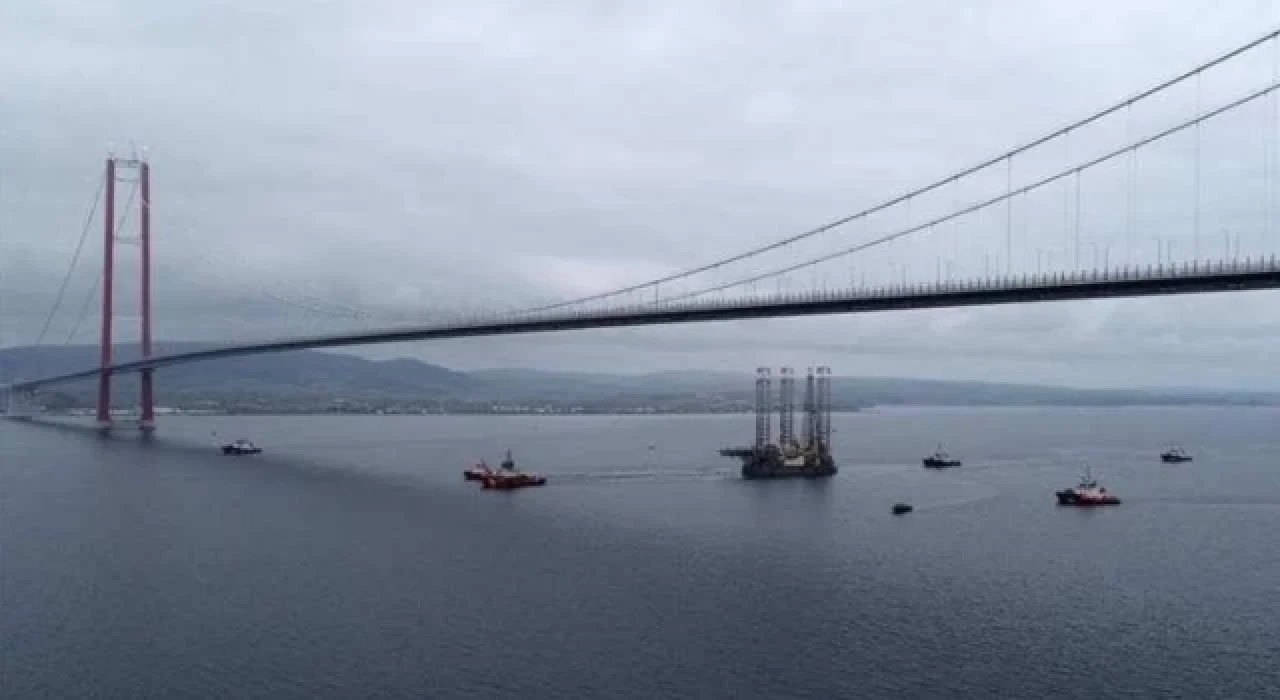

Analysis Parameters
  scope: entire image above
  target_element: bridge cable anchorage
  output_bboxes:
[511,25,1280,315]
[643,79,1280,305]
[32,176,105,345]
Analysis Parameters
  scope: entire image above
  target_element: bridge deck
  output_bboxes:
[7,257,1280,393]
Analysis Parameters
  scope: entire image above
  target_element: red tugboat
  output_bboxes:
[1055,466,1121,506]
[464,459,494,481]
[480,450,547,490]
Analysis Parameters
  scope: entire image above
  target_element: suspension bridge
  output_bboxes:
[8,27,1280,429]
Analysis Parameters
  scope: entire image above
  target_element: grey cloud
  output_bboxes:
[5,0,1280,388]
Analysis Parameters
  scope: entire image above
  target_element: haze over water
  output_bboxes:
[3,408,1279,698]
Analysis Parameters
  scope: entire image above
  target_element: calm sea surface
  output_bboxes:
[3,408,1279,698]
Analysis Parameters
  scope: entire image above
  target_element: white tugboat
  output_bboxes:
[220,438,262,455]
[1160,445,1193,463]
[464,458,494,481]
[922,445,962,468]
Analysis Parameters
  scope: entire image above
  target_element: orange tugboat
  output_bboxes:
[1055,466,1121,506]
[479,450,547,490]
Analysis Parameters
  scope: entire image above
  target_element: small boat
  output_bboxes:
[479,450,547,490]
[1160,446,1193,463]
[922,445,962,468]
[220,439,262,455]
[463,459,494,481]
[1055,466,1120,506]
[892,503,914,515]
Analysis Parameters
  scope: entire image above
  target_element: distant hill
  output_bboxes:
[472,368,1280,407]
[4,344,1280,408]
[0,344,476,403]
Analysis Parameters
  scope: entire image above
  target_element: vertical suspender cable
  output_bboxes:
[1005,157,1013,273]
[1266,83,1274,252]
[1271,36,1279,246]
[1074,170,1083,270]
[1127,104,1137,265]
[1194,72,1203,261]
[1063,130,1071,271]
[953,179,961,277]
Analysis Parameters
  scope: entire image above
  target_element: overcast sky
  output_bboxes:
[6,1,1280,388]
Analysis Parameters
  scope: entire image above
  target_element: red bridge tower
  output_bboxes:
[96,154,154,431]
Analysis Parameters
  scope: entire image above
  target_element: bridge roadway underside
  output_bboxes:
[8,266,1280,393]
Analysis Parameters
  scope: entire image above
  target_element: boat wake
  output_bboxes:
[1143,497,1280,509]
[545,467,735,483]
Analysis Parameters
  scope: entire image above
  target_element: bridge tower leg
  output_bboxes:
[802,367,816,450]
[96,157,116,430]
[815,366,831,453]
[778,367,795,450]
[754,367,772,449]
[138,160,155,431]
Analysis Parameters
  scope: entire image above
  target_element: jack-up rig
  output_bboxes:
[720,366,836,479]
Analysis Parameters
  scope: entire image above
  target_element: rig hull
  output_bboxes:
[720,446,837,479]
